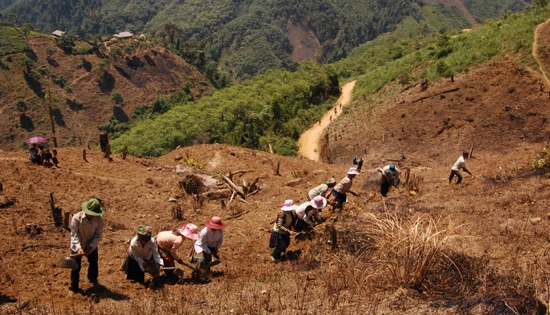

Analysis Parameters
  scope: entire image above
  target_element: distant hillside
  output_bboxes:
[0,28,212,151]
[0,0,531,81]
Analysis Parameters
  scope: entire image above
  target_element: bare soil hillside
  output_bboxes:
[0,36,212,151]
[1,22,550,315]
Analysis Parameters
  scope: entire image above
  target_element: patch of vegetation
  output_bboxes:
[0,26,29,56]
[532,143,550,176]
[337,5,550,96]
[110,61,339,157]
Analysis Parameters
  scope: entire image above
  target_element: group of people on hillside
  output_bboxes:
[269,158,402,262]
[29,144,58,167]
[67,151,473,293]
[68,197,225,294]
[268,150,473,262]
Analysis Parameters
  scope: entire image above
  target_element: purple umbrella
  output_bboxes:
[26,136,48,144]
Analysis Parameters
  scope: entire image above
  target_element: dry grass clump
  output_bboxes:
[360,212,460,291]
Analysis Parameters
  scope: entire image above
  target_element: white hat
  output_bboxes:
[280,199,297,211]
[309,196,327,209]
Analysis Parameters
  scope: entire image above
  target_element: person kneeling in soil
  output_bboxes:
[125,226,164,287]
[269,200,297,262]
[155,223,198,284]
[190,216,225,280]
[293,196,327,236]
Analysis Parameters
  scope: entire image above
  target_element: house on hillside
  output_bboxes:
[51,30,65,37]
[113,31,134,39]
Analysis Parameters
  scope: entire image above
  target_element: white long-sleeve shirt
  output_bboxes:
[194,227,223,254]
[128,236,163,271]
[294,201,322,226]
[70,211,104,253]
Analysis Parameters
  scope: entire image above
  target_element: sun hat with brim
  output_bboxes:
[310,196,327,209]
[280,199,297,211]
[205,216,226,229]
[347,167,360,175]
[82,198,103,216]
[179,223,199,240]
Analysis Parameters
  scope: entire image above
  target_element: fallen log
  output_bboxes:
[411,87,459,103]
[222,175,246,199]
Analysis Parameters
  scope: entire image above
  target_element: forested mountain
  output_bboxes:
[0,0,531,82]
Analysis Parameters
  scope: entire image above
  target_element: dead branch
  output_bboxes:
[222,175,246,199]
[229,169,255,179]
[411,87,459,103]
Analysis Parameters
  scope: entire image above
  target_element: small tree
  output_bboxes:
[15,99,28,112]
[111,91,124,105]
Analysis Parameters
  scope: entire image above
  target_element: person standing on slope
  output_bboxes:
[449,151,472,184]
[69,198,104,294]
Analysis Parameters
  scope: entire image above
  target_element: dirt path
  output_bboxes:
[533,17,550,85]
[298,80,356,161]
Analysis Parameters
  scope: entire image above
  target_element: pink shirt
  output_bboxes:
[155,230,185,261]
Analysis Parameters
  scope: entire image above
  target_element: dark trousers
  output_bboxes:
[126,256,146,284]
[380,177,391,197]
[269,231,290,259]
[449,170,462,184]
[70,248,98,290]
[329,189,346,210]
[158,248,177,281]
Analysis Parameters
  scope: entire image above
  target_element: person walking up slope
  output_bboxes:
[449,151,472,184]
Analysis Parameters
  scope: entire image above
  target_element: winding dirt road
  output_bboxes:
[298,80,356,161]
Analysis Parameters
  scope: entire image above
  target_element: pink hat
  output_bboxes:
[179,223,199,240]
[309,196,327,209]
[205,216,226,229]
[347,167,360,175]
[280,199,297,211]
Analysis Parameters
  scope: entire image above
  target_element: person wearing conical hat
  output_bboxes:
[69,197,105,295]
[155,223,199,284]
